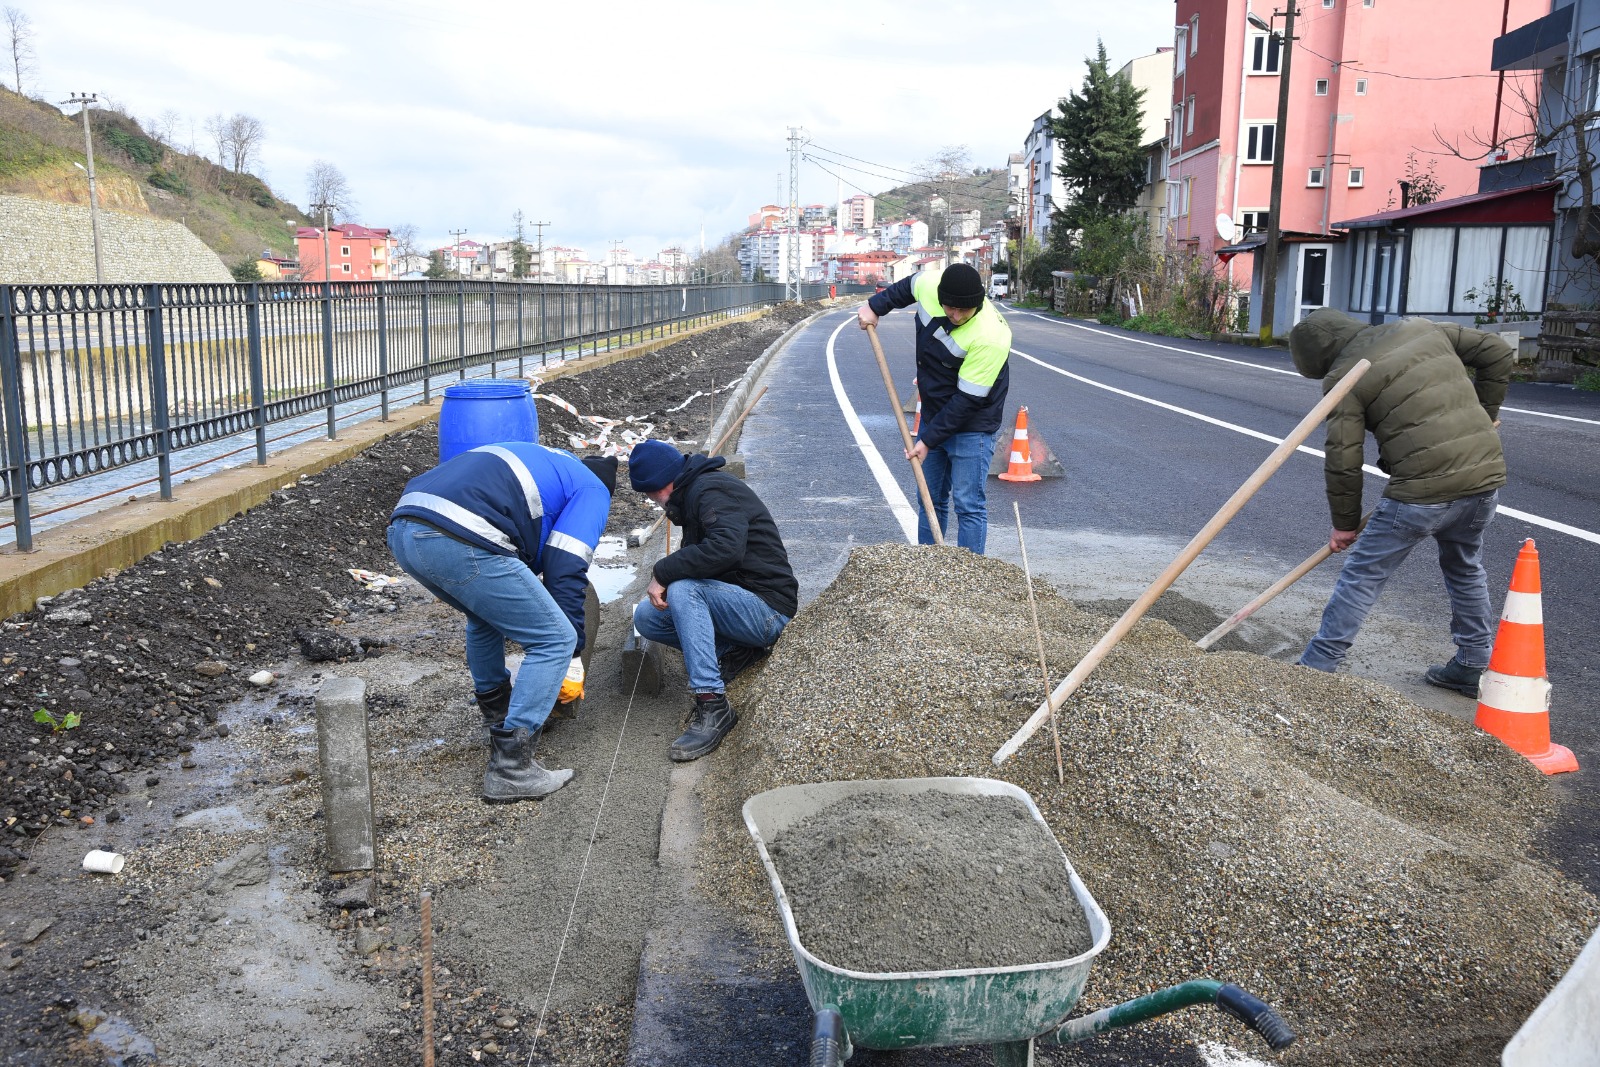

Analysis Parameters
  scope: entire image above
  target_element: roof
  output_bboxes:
[1334,182,1558,230]
[1215,229,1343,259]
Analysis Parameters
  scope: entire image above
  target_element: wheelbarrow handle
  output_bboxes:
[810,1007,848,1067]
[1049,979,1295,1051]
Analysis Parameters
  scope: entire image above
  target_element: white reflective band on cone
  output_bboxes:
[1010,452,1026,463]
[1479,671,1553,713]
[1501,589,1544,626]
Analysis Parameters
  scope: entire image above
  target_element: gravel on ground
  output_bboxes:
[696,543,1600,1067]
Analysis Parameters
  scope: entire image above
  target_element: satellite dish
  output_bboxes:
[1216,213,1235,240]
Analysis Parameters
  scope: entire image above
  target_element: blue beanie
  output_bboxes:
[628,440,686,492]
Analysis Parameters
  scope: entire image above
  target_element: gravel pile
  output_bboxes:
[698,543,1599,1065]
[766,791,1093,972]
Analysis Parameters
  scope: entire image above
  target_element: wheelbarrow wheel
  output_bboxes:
[810,1007,848,1066]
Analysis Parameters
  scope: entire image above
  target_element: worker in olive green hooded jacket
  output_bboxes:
[1291,308,1513,697]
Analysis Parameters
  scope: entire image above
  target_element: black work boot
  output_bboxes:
[483,726,573,803]
[717,643,772,685]
[1425,658,1484,698]
[670,692,738,762]
[475,681,513,730]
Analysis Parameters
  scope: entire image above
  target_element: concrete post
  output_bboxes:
[316,676,376,872]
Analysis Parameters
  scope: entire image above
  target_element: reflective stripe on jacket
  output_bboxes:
[869,266,1013,448]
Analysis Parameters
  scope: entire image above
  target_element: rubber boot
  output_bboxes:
[669,692,738,762]
[475,681,513,730]
[483,726,573,803]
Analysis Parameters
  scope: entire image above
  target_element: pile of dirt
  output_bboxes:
[697,543,1599,1066]
[766,790,1093,972]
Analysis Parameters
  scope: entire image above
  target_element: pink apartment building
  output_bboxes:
[1166,0,1542,329]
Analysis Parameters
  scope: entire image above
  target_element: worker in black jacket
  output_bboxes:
[627,439,799,761]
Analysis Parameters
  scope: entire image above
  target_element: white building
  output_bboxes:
[738,228,817,283]
[1021,111,1069,242]
[878,218,930,256]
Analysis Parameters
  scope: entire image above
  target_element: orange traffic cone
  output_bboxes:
[1475,539,1577,775]
[998,407,1042,482]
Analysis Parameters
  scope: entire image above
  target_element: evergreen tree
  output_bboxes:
[1049,39,1147,231]
[424,251,451,280]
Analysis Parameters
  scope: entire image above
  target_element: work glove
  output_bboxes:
[557,656,585,704]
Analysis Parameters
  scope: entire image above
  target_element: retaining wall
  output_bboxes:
[0,194,232,284]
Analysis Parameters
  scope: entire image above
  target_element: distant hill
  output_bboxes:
[871,167,1011,230]
[0,88,312,270]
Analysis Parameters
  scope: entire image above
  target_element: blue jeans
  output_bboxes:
[1299,490,1498,672]
[919,430,997,554]
[633,578,790,693]
[387,519,575,730]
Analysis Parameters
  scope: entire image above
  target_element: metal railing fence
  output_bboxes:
[1,278,848,549]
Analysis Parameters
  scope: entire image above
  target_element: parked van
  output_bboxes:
[989,273,1009,300]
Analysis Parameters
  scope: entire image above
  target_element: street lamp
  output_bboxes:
[1254,3,1299,342]
[66,93,104,284]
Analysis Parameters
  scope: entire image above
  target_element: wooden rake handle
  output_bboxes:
[991,358,1373,766]
[865,323,944,546]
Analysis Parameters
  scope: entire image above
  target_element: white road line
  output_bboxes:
[825,319,918,543]
[1013,347,1600,547]
[1011,307,1600,427]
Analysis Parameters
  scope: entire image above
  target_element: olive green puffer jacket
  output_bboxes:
[1290,309,1512,532]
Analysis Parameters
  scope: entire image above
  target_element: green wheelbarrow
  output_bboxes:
[743,777,1294,1066]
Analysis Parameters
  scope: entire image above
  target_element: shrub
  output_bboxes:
[101,126,162,167]
[231,259,263,283]
[1124,309,1187,337]
[1576,368,1600,392]
[147,167,190,195]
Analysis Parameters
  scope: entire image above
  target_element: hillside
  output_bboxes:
[0,88,312,270]
[871,167,1010,231]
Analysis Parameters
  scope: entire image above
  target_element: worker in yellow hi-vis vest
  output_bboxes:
[856,263,1014,553]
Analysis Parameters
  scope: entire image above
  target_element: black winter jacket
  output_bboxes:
[653,454,799,618]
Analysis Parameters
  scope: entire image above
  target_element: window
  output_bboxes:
[1322,0,1334,6]
[1175,29,1187,74]
[1348,167,1365,187]
[1363,0,1373,6]
[1186,95,1196,134]
[1239,209,1270,235]
[1182,178,1193,216]
[1355,78,1368,95]
[1307,167,1326,186]
[1189,14,1199,54]
[341,263,351,273]
[340,245,351,256]
[1244,122,1277,162]
[1172,104,1184,146]
[1248,32,1282,73]
[1315,78,1329,95]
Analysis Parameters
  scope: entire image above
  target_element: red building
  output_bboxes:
[294,223,396,282]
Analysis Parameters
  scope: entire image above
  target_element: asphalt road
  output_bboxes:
[741,303,1600,897]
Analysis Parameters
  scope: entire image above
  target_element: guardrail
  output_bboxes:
[1,278,847,549]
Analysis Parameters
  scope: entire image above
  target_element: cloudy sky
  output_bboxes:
[30,0,1174,260]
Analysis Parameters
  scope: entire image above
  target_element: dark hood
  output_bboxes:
[665,453,726,523]
[1290,308,1365,380]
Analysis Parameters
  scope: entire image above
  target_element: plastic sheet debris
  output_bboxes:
[347,569,403,591]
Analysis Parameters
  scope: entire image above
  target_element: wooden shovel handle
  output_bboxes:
[865,323,944,546]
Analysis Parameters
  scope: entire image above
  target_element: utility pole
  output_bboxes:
[532,220,550,280]
[786,126,806,301]
[449,228,467,277]
[312,201,335,282]
[1256,2,1298,342]
[67,93,104,284]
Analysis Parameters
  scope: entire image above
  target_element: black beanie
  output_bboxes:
[580,454,618,495]
[936,263,985,309]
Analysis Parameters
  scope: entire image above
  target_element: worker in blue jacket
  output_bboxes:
[388,444,617,803]
[856,262,1013,553]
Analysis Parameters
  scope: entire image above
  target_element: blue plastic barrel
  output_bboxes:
[438,380,540,462]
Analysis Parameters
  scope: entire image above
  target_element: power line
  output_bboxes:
[805,143,929,180]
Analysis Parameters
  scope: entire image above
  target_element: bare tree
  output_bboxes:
[145,109,179,147]
[203,113,228,166]
[223,113,264,173]
[305,159,356,220]
[4,6,34,96]
[390,222,419,260]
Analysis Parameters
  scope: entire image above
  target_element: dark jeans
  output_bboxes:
[1299,490,1499,671]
